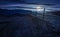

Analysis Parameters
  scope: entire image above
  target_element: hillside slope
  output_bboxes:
[0,13,59,37]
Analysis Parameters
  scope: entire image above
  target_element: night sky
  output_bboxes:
[25,0,60,4]
[0,0,60,12]
[0,0,60,4]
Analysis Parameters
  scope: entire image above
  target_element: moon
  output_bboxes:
[36,6,43,12]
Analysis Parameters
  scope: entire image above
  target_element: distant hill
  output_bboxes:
[0,9,32,16]
[47,11,60,16]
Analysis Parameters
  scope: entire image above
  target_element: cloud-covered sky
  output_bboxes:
[0,0,60,4]
[0,0,60,12]
[25,0,60,4]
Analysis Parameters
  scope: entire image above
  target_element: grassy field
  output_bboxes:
[0,13,59,37]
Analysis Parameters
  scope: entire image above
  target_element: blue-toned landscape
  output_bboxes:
[0,0,60,37]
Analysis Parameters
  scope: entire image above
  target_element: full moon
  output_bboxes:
[36,6,43,12]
